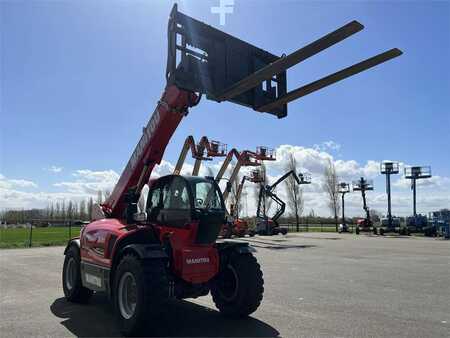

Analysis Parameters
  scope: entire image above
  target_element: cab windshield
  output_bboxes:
[189,179,224,210]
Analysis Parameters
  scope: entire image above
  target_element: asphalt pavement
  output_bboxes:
[1,233,449,337]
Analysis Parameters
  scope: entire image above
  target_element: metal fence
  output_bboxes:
[281,223,354,233]
[0,222,81,248]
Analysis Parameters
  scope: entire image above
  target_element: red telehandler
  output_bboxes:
[62,4,401,335]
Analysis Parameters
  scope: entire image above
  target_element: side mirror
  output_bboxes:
[133,212,147,223]
[226,182,232,193]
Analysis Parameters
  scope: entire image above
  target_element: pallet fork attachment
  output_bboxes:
[104,5,402,218]
[167,4,402,118]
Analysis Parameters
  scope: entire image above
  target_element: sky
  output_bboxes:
[1,0,449,217]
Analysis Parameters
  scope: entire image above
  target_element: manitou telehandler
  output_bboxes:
[62,4,401,336]
[256,171,311,235]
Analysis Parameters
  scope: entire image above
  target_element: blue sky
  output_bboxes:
[1,0,449,215]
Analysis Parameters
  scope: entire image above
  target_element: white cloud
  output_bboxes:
[0,174,38,190]
[393,175,450,190]
[313,140,341,152]
[54,169,120,195]
[2,146,449,216]
[47,165,63,173]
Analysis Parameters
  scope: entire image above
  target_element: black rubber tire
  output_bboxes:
[211,254,264,318]
[379,228,385,236]
[355,227,360,235]
[113,254,169,336]
[62,246,93,303]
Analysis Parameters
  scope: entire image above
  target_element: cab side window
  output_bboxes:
[147,187,162,222]
[163,177,190,210]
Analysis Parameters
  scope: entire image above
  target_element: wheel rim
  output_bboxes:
[118,272,137,319]
[218,264,239,302]
[65,257,76,291]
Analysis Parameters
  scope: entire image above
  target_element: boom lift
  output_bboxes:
[378,161,404,235]
[404,166,434,235]
[218,147,276,202]
[222,169,264,238]
[173,135,227,175]
[352,177,377,235]
[256,171,311,235]
[62,4,402,335]
[338,182,351,233]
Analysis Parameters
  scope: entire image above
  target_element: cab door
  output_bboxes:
[158,176,192,228]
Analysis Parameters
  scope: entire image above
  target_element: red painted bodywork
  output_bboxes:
[79,85,219,284]
[80,219,219,283]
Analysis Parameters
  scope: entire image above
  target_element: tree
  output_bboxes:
[323,158,340,231]
[97,190,103,204]
[284,153,304,232]
[79,200,87,220]
[88,197,94,221]
[55,201,61,219]
[50,202,54,220]
[103,190,111,201]
[62,200,66,221]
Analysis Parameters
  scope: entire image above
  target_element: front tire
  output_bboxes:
[62,246,93,303]
[113,255,168,336]
[211,254,264,318]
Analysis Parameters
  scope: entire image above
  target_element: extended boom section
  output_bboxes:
[103,86,200,218]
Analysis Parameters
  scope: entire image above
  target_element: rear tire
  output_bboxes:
[355,227,360,235]
[113,254,168,336]
[62,246,93,303]
[211,254,264,318]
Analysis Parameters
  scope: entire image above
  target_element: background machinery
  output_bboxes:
[379,161,404,234]
[62,4,401,335]
[217,147,274,238]
[173,135,227,175]
[429,210,450,239]
[220,147,276,202]
[256,171,311,235]
[338,182,351,233]
[223,169,264,238]
[404,166,434,235]
[352,177,377,235]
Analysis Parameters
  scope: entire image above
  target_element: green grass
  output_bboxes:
[305,226,338,233]
[0,227,82,249]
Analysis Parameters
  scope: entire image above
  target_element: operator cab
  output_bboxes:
[146,175,226,244]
